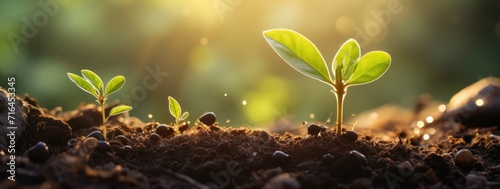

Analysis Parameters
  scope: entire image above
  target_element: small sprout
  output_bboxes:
[168,96,189,134]
[67,69,132,139]
[263,29,391,136]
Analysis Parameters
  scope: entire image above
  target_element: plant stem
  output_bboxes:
[334,85,346,136]
[99,98,106,139]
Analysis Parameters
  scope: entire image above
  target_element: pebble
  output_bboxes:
[114,135,129,145]
[466,174,487,189]
[95,141,111,154]
[322,154,335,164]
[307,124,324,136]
[87,131,105,141]
[272,151,290,162]
[121,145,133,154]
[443,77,500,128]
[199,112,216,126]
[179,122,189,132]
[331,150,367,179]
[155,124,175,138]
[262,173,301,189]
[341,130,358,142]
[455,149,475,165]
[149,133,161,143]
[28,142,50,164]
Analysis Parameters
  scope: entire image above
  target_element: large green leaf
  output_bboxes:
[104,76,125,97]
[332,39,360,81]
[263,29,333,86]
[81,69,103,93]
[108,105,132,117]
[67,73,98,98]
[346,51,391,86]
[168,96,181,119]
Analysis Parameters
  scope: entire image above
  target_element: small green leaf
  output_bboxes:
[263,29,333,86]
[67,73,98,98]
[168,96,181,119]
[104,76,125,97]
[108,105,132,117]
[346,51,391,86]
[81,69,103,93]
[332,39,360,80]
[180,112,189,121]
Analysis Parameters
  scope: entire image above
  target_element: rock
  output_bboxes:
[455,149,475,166]
[95,141,111,154]
[27,141,50,164]
[178,122,189,133]
[155,124,175,138]
[262,173,300,189]
[198,112,216,126]
[87,131,105,141]
[322,154,335,164]
[341,130,358,142]
[272,151,290,162]
[114,135,129,145]
[466,174,487,189]
[149,133,161,143]
[307,124,324,136]
[331,150,368,179]
[443,77,500,128]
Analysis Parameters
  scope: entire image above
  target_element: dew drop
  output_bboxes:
[475,99,484,106]
[423,134,430,140]
[242,100,247,105]
[438,104,446,112]
[425,116,434,124]
[309,113,315,119]
[148,114,153,119]
[226,119,231,123]
[417,121,425,128]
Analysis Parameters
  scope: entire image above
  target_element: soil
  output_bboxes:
[1,93,500,189]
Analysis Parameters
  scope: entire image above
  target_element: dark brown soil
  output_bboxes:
[1,94,500,189]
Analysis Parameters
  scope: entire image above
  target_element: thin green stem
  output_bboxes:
[334,65,346,136]
[99,97,106,139]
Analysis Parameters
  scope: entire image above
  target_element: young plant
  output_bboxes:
[168,96,189,133]
[67,69,133,138]
[263,29,391,136]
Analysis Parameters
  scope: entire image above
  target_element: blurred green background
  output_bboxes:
[1,0,499,128]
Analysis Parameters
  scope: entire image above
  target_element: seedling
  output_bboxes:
[168,96,189,134]
[263,29,391,136]
[67,69,133,138]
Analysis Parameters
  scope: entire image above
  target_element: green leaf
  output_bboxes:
[104,76,125,97]
[168,96,181,119]
[108,105,132,117]
[81,69,103,93]
[332,39,360,80]
[263,29,333,86]
[67,73,98,98]
[346,51,391,86]
[180,112,189,121]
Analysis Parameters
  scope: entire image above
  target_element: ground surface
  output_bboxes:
[1,94,500,189]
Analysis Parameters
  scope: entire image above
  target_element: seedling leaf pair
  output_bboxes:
[67,69,132,138]
[168,96,189,126]
[263,29,391,135]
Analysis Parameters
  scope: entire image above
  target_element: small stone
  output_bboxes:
[199,112,216,126]
[87,131,105,141]
[322,154,335,164]
[121,145,133,153]
[155,124,175,138]
[67,138,78,149]
[179,122,189,132]
[114,135,129,145]
[95,141,111,154]
[331,150,367,179]
[341,130,358,142]
[149,133,161,143]
[28,142,50,164]
[272,151,290,162]
[349,150,367,166]
[455,149,475,165]
[262,173,301,189]
[466,174,487,189]
[307,124,323,136]
[398,161,414,175]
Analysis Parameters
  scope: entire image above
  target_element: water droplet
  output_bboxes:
[423,134,430,140]
[475,99,484,106]
[242,100,247,105]
[226,119,231,123]
[370,112,378,119]
[224,93,227,97]
[425,116,434,124]
[148,114,153,119]
[417,121,425,128]
[200,37,208,46]
[309,113,315,119]
[438,104,446,112]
